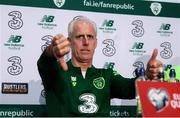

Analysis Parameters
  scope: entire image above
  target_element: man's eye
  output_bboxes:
[87,35,93,38]
[87,35,94,40]
[76,35,84,39]
[75,35,95,40]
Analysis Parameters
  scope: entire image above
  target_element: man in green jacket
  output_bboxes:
[37,16,163,116]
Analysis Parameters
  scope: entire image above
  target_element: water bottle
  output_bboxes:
[168,69,178,82]
[158,66,165,82]
[135,67,146,116]
[135,67,146,81]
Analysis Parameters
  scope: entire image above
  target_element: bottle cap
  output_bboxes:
[139,67,146,76]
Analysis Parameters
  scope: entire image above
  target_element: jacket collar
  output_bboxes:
[67,59,97,76]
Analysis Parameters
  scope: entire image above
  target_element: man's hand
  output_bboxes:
[47,34,70,71]
[146,48,164,80]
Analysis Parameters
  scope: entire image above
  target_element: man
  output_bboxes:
[37,16,162,116]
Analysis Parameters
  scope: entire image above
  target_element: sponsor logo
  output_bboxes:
[93,77,105,89]
[78,93,98,113]
[37,15,57,29]
[7,56,23,76]
[4,35,24,50]
[150,2,162,16]
[71,76,77,87]
[148,88,180,112]
[104,62,115,69]
[99,19,116,33]
[53,0,65,8]
[102,39,116,57]
[160,42,173,59]
[2,83,28,94]
[131,20,144,37]
[8,11,23,30]
[157,23,173,37]
[129,42,146,56]
[148,88,169,111]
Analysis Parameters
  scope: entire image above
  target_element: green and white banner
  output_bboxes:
[0,0,180,117]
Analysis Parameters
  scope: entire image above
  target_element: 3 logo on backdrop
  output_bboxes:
[131,20,144,38]
[8,11,23,30]
[2,55,27,94]
[160,42,173,59]
[102,39,116,57]
[41,35,53,51]
[7,56,23,76]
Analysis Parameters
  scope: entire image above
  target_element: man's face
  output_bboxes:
[70,21,97,63]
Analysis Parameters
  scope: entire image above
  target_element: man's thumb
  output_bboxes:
[57,58,68,71]
[150,48,158,61]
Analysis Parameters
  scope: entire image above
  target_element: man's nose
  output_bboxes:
[82,36,89,45]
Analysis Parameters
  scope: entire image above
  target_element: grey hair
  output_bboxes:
[68,16,97,38]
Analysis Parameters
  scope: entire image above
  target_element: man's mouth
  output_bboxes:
[80,49,90,53]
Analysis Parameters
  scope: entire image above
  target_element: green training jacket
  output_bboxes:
[37,52,136,117]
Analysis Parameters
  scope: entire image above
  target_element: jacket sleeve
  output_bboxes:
[37,50,65,116]
[110,70,136,99]
[37,50,59,90]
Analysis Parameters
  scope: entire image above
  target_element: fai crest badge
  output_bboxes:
[93,77,105,89]
[150,2,162,16]
[53,0,65,8]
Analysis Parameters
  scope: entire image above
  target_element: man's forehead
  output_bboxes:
[74,20,93,27]
[73,23,95,33]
